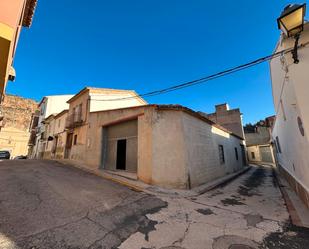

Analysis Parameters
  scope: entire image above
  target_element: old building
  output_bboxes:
[63,87,147,160]
[270,22,309,208]
[244,117,275,164]
[0,0,37,101]
[31,95,74,159]
[35,87,246,189]
[200,103,245,139]
[27,109,39,156]
[81,104,246,189]
[0,94,37,158]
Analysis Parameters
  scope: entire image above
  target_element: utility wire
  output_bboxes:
[91,41,309,102]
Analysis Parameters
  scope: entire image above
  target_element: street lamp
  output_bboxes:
[277,3,306,63]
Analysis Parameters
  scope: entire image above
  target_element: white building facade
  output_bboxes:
[31,95,73,158]
[270,23,309,208]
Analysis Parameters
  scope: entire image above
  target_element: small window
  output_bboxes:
[58,119,61,128]
[218,145,225,164]
[235,147,239,160]
[251,152,255,159]
[276,136,282,153]
[280,100,287,121]
[73,135,77,145]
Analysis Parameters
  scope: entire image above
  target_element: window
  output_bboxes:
[58,119,61,128]
[218,145,225,164]
[235,147,239,160]
[280,100,287,121]
[276,136,282,153]
[73,135,77,145]
[251,152,255,159]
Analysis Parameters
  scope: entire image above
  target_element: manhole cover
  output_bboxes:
[229,245,254,249]
[213,235,259,249]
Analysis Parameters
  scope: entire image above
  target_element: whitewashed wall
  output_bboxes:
[270,23,309,195]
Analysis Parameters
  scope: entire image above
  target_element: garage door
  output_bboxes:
[259,146,274,163]
[102,119,138,172]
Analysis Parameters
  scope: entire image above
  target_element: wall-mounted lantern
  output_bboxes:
[277,3,306,63]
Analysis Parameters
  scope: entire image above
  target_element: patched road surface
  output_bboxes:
[0,160,166,249]
[0,161,308,249]
[119,165,309,249]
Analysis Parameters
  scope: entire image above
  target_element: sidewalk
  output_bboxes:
[275,170,309,228]
[55,159,251,197]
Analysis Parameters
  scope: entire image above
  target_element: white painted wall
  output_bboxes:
[34,95,73,158]
[270,23,309,194]
[89,92,146,113]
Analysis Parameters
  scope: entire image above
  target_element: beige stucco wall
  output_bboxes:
[0,127,29,158]
[270,23,309,195]
[89,91,146,113]
[66,105,245,189]
[247,146,261,162]
[84,106,146,170]
[151,109,189,189]
[67,92,89,123]
[181,112,245,188]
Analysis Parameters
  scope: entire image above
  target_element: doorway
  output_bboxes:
[64,133,73,159]
[116,139,126,170]
[240,144,247,166]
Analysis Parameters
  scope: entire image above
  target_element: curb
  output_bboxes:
[53,160,145,193]
[272,168,303,227]
[193,165,252,196]
[51,159,252,198]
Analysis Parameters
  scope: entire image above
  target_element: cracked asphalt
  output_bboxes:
[0,160,167,249]
[0,161,308,249]
[120,165,309,249]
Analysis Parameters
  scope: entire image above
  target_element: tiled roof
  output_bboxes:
[22,0,37,27]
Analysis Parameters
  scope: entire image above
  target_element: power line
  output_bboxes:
[91,41,309,102]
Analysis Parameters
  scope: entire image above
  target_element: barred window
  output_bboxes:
[235,147,239,160]
[218,145,225,164]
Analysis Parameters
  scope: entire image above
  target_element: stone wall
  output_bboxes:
[1,94,38,131]
[0,94,38,158]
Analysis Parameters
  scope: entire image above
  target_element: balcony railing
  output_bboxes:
[28,131,37,146]
[65,112,84,129]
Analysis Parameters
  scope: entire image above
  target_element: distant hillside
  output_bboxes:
[1,95,38,131]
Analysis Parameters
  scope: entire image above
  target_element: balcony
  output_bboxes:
[0,107,3,129]
[28,131,37,146]
[65,112,84,129]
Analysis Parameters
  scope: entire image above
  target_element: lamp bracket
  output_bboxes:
[292,33,300,64]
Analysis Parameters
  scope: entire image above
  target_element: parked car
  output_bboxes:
[0,151,10,159]
[14,155,28,160]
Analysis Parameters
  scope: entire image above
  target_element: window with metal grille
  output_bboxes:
[218,145,225,164]
[235,147,239,160]
[276,136,282,153]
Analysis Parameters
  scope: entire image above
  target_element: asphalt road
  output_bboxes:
[120,165,309,249]
[1,161,308,249]
[0,160,166,249]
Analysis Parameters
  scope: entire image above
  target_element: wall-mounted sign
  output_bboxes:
[297,117,305,136]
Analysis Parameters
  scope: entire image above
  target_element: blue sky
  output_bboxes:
[7,0,307,124]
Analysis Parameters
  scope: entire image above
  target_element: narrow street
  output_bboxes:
[120,165,309,249]
[0,161,308,249]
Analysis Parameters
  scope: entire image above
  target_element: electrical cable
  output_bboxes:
[91,41,309,102]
